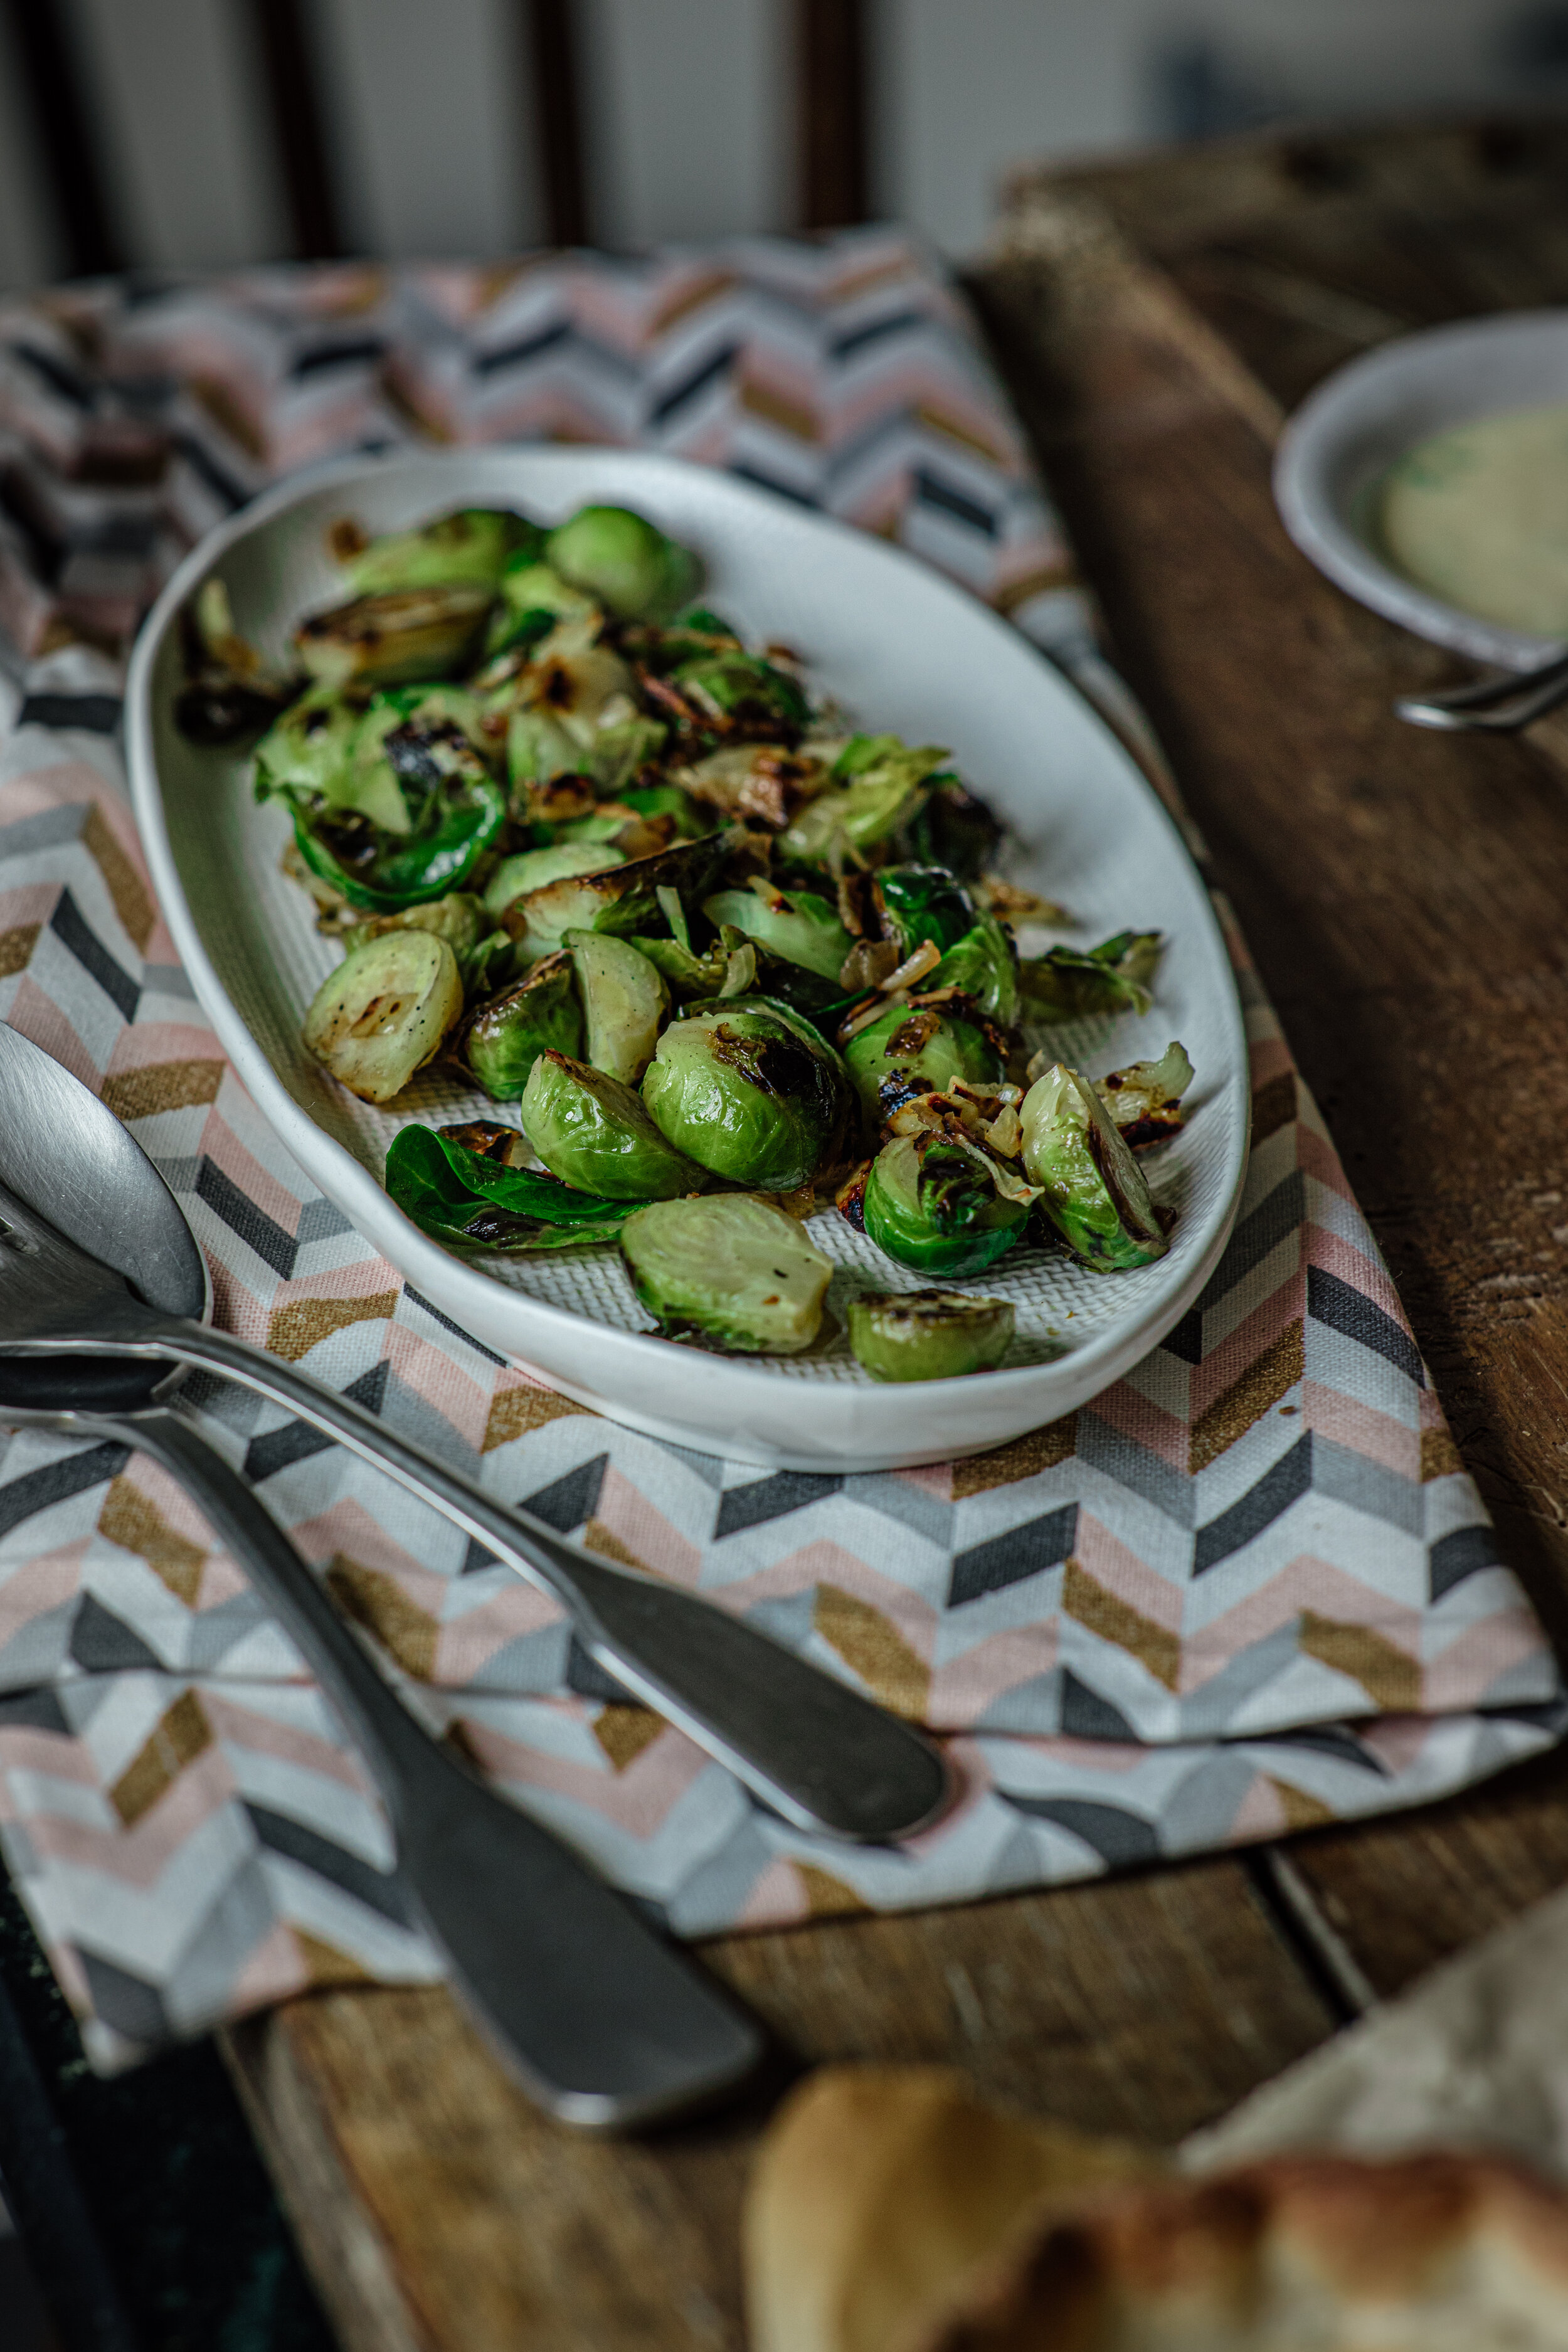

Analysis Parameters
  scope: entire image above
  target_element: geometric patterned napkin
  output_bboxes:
[0,229,1559,2069]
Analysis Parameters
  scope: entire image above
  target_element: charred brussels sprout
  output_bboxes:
[847,1290,1015,1382]
[702,876,853,982]
[641,999,849,1190]
[385,1122,635,1252]
[503,832,729,955]
[483,842,625,919]
[545,506,698,621]
[564,930,667,1084]
[294,583,494,688]
[342,892,485,961]
[929,911,1020,1028]
[876,864,978,960]
[861,1133,1028,1278]
[1020,1062,1167,1271]
[1019,931,1163,1021]
[672,650,810,735]
[521,1052,705,1199]
[341,508,539,595]
[779,736,947,864]
[459,953,583,1099]
[283,703,507,913]
[844,1002,1004,1128]
[303,931,464,1104]
[620,1194,832,1353]
[1093,1041,1194,1148]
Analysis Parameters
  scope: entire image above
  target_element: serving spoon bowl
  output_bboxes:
[0,1020,949,1844]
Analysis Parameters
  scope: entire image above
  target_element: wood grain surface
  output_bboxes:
[228,117,1568,2349]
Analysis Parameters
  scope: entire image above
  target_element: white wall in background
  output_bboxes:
[315,0,544,258]
[65,0,285,268]
[579,0,787,246]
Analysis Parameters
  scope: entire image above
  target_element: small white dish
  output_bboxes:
[125,449,1249,1472]
[1273,308,1568,670]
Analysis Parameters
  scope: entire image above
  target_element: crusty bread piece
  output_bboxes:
[744,2065,1155,2352]
[907,2149,1568,2350]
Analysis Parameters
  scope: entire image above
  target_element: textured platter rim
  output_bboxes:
[125,448,1250,1471]
[1273,306,1568,671]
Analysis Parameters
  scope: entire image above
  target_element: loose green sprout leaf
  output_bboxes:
[483,842,625,919]
[676,742,829,830]
[294,583,493,688]
[520,1052,706,1199]
[641,997,850,1190]
[458,952,583,1100]
[342,508,539,596]
[1019,931,1164,1021]
[875,864,979,960]
[565,929,669,1084]
[1093,1041,1195,1148]
[1020,1062,1168,1270]
[546,506,699,620]
[702,876,854,981]
[928,912,1020,1027]
[620,1194,831,1353]
[385,1121,634,1251]
[287,709,507,912]
[342,892,485,962]
[303,931,465,1104]
[860,1132,1029,1278]
[904,777,1003,879]
[779,738,948,864]
[254,685,371,806]
[337,683,487,837]
[847,1290,1015,1382]
[671,650,810,734]
[625,785,712,840]
[486,558,598,659]
[844,1002,1005,1130]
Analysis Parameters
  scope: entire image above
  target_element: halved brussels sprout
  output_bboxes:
[670,650,810,735]
[844,1002,1005,1128]
[342,509,539,595]
[520,1052,706,1199]
[847,1290,1015,1382]
[641,998,850,1190]
[336,682,488,837]
[564,929,667,1084]
[253,684,370,806]
[928,911,1020,1027]
[779,736,948,864]
[1093,1041,1194,1148]
[294,583,494,687]
[385,1121,635,1251]
[342,892,485,961]
[1020,1062,1168,1270]
[876,864,978,960]
[303,931,464,1104]
[620,1193,832,1353]
[677,741,829,830]
[1019,931,1163,1022]
[702,876,853,981]
[861,1132,1028,1278]
[546,506,698,621]
[502,832,730,955]
[483,842,625,919]
[283,707,507,913]
[458,952,583,1099]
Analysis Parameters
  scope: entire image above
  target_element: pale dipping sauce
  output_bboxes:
[1379,398,1568,637]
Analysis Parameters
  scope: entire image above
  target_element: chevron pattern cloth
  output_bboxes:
[0,231,1559,2070]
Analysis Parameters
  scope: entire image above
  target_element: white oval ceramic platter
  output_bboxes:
[1273,307,1568,670]
[125,450,1249,1471]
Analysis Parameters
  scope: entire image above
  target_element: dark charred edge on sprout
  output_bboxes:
[707,1023,822,1099]
[836,1162,871,1231]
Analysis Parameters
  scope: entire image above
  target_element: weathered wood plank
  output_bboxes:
[225,1862,1333,2352]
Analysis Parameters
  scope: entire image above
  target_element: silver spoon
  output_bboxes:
[0,1338,761,2129]
[1394,649,1568,731]
[0,1021,948,1843]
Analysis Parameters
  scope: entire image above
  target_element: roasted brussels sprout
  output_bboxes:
[1020,1062,1168,1270]
[175,576,295,744]
[521,1051,706,1199]
[928,911,1020,1028]
[847,1290,1015,1382]
[670,650,810,736]
[487,556,598,654]
[1019,931,1163,1022]
[280,702,507,913]
[546,505,698,621]
[342,891,485,962]
[502,832,729,955]
[620,1194,832,1353]
[385,1121,636,1251]
[483,842,625,919]
[844,1002,1005,1128]
[564,929,667,1084]
[702,876,853,982]
[294,583,494,688]
[458,952,583,1099]
[860,1132,1028,1278]
[303,931,464,1103]
[1093,1041,1194,1148]
[642,998,849,1190]
[779,735,947,864]
[341,508,539,595]
[875,864,978,960]
[677,741,829,830]
[253,682,386,813]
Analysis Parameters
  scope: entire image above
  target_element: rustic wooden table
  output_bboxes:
[221,117,1568,2350]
